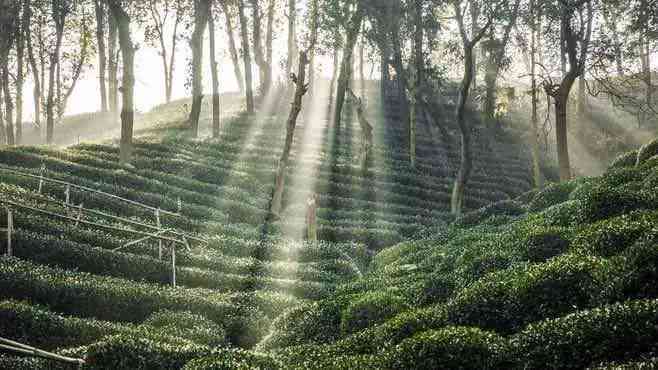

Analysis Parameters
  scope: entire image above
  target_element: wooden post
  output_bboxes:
[306,194,318,242]
[38,164,46,194]
[64,185,71,205]
[75,203,84,227]
[6,208,12,257]
[177,197,182,214]
[155,208,162,260]
[171,243,176,287]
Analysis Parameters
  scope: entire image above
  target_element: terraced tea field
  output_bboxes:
[0,85,569,368]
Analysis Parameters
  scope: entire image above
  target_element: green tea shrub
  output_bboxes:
[142,310,226,347]
[182,349,281,369]
[454,200,525,227]
[385,326,508,370]
[636,137,658,165]
[85,334,210,370]
[572,211,657,257]
[609,150,638,169]
[510,299,658,370]
[528,181,580,212]
[340,291,410,334]
[446,254,608,334]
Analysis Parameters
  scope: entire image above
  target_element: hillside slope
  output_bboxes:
[0,85,559,368]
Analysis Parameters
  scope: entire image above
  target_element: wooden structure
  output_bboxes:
[0,336,85,367]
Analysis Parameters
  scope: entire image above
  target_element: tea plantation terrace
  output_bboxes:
[0,87,547,368]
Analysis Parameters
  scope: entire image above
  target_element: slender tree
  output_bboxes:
[108,7,119,118]
[94,0,109,112]
[543,0,593,181]
[188,0,210,137]
[106,0,135,163]
[209,0,221,138]
[237,0,255,113]
[219,1,244,92]
[146,0,183,104]
[333,0,365,126]
[451,0,493,215]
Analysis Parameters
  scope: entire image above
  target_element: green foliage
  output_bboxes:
[510,299,658,370]
[142,310,226,347]
[385,327,509,370]
[636,137,658,165]
[340,291,410,334]
[578,185,656,224]
[85,334,210,370]
[182,349,281,369]
[609,150,638,169]
[527,180,580,212]
[445,254,608,334]
[454,200,526,227]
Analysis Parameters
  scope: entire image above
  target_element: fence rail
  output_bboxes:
[0,336,85,367]
[0,165,181,217]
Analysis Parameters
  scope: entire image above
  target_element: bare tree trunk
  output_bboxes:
[26,6,42,132]
[334,2,365,126]
[529,0,543,189]
[188,0,210,137]
[16,0,30,144]
[0,79,4,144]
[270,52,309,216]
[237,0,254,113]
[348,88,373,172]
[2,65,14,145]
[107,0,135,164]
[554,93,571,180]
[220,1,244,93]
[167,6,181,104]
[307,0,319,91]
[285,0,297,77]
[359,34,365,98]
[209,0,221,138]
[451,2,491,215]
[329,45,340,100]
[265,0,275,85]
[249,0,272,95]
[46,6,65,145]
[108,9,119,119]
[409,0,423,168]
[94,0,108,112]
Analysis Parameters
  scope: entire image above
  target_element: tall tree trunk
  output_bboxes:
[359,34,365,98]
[220,2,244,93]
[265,0,275,85]
[237,0,254,113]
[410,0,423,168]
[451,44,475,215]
[307,0,319,92]
[333,2,365,126]
[108,9,119,119]
[16,0,30,144]
[379,40,390,104]
[2,65,14,145]
[0,78,4,144]
[329,45,340,101]
[209,0,221,138]
[188,0,210,137]
[529,0,542,189]
[167,7,181,104]
[483,57,499,122]
[554,92,571,181]
[107,0,135,164]
[26,8,41,132]
[286,0,297,77]
[390,27,409,122]
[46,9,65,145]
[94,0,108,112]
[250,0,271,95]
[270,52,308,216]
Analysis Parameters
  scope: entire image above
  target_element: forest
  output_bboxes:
[0,0,656,368]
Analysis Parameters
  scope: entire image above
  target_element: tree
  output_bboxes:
[188,0,210,137]
[409,0,423,168]
[237,0,255,113]
[249,0,273,95]
[45,0,71,144]
[270,52,309,216]
[94,0,109,112]
[482,0,520,124]
[106,0,135,164]
[15,0,31,144]
[451,0,494,215]
[0,2,19,145]
[209,0,220,138]
[219,1,244,93]
[145,0,184,104]
[543,0,593,181]
[108,6,119,117]
[286,0,298,77]
[333,0,365,126]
